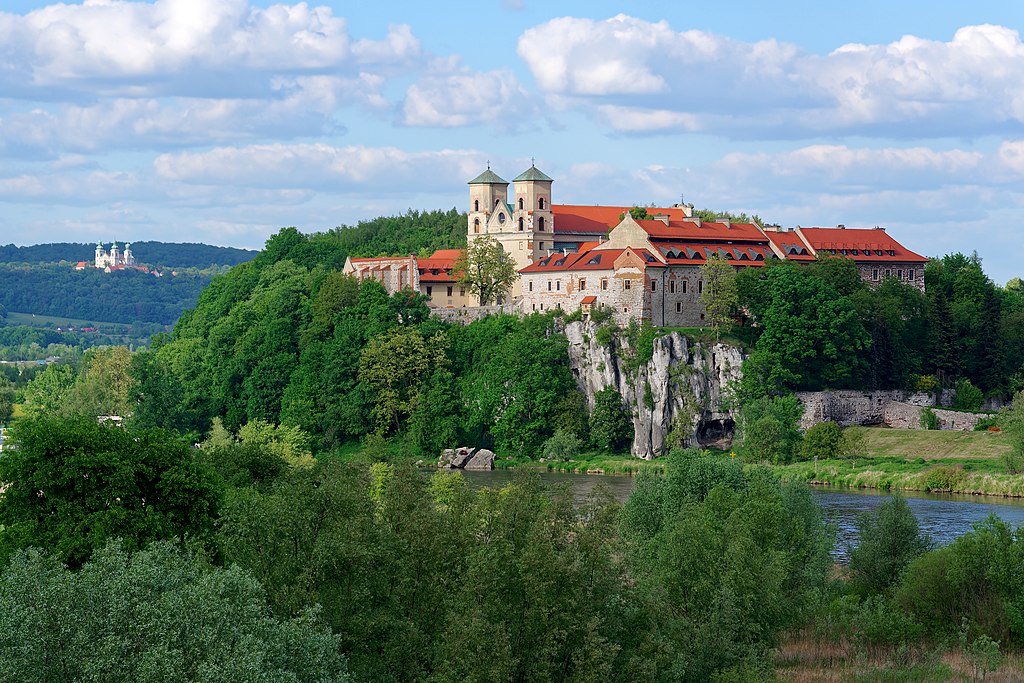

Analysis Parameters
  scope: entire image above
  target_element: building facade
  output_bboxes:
[342,249,475,309]
[94,241,136,269]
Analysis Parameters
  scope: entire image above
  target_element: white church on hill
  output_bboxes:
[94,241,136,269]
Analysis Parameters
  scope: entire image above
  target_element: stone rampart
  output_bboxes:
[430,304,518,324]
[798,390,994,431]
[884,402,993,431]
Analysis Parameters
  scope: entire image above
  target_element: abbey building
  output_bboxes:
[344,163,928,325]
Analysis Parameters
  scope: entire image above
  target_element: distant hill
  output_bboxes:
[0,241,258,269]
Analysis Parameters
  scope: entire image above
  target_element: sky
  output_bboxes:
[1,1,1023,283]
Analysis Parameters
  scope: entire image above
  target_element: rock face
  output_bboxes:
[565,321,744,459]
[439,447,495,470]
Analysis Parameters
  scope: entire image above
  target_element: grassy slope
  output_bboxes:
[5,311,129,328]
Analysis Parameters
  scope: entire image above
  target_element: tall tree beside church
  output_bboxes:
[454,236,518,305]
[700,255,738,340]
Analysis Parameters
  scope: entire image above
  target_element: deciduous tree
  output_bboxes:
[455,236,518,305]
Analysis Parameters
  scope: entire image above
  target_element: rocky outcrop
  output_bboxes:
[797,390,995,431]
[565,321,744,459]
[439,447,496,470]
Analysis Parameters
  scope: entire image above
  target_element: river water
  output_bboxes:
[456,469,1024,559]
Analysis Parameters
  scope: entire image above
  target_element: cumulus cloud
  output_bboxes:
[517,15,1024,137]
[154,143,486,193]
[402,68,535,128]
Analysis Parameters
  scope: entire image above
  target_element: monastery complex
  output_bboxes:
[343,164,927,325]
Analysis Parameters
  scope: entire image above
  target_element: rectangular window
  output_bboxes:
[885,269,892,278]
[669,280,676,293]
[676,302,682,313]
[532,303,536,311]
[519,242,524,250]
[682,280,687,294]
[698,280,703,294]
[528,281,533,292]
[579,279,586,290]
[908,269,915,281]
[651,280,657,292]
[896,269,903,279]
[447,286,453,296]
[547,280,552,291]
[872,269,879,281]
[601,279,608,291]
[556,280,561,291]
[426,286,432,296]
[624,279,631,290]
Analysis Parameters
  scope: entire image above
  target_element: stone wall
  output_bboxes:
[429,304,518,324]
[797,389,994,431]
[565,320,744,459]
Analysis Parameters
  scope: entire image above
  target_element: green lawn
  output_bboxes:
[5,311,124,328]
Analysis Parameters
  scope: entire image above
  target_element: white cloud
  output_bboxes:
[402,68,534,128]
[517,16,1024,137]
[154,143,486,193]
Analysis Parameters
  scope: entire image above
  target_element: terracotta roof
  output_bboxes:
[580,296,598,305]
[799,227,928,263]
[638,219,766,242]
[652,242,776,266]
[551,205,690,235]
[762,232,815,261]
[519,247,662,273]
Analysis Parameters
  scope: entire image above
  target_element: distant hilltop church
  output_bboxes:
[344,162,928,325]
[75,241,155,274]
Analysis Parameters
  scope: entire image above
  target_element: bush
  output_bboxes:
[739,395,803,464]
[912,374,939,392]
[542,429,582,461]
[922,465,965,492]
[589,386,633,452]
[800,421,843,461]
[920,407,939,430]
[953,378,984,411]
[849,496,931,595]
[973,415,1000,431]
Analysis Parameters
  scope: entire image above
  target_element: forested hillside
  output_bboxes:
[0,264,209,325]
[0,241,258,268]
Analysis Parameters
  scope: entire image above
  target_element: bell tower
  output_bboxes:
[467,165,509,241]
[512,161,553,264]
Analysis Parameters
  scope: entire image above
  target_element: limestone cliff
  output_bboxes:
[564,321,744,459]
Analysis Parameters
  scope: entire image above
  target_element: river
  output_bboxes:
[456,469,1024,559]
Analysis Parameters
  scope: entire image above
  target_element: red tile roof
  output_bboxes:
[552,205,690,234]
[519,247,663,273]
[638,219,766,242]
[581,295,598,305]
[651,242,777,266]
[799,228,927,263]
[762,231,815,261]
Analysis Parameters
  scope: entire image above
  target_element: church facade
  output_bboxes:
[94,241,136,269]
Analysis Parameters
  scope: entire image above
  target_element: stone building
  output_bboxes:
[94,241,136,269]
[342,249,475,309]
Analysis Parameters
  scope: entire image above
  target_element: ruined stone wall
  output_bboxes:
[429,304,518,324]
[798,389,993,431]
[884,402,994,430]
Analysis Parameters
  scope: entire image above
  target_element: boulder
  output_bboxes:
[465,448,495,470]
[439,447,475,469]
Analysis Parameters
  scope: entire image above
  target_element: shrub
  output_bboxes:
[840,427,867,459]
[973,415,1000,431]
[849,496,931,595]
[922,465,965,492]
[542,429,582,461]
[594,325,615,346]
[589,303,614,324]
[800,421,843,461]
[589,386,633,452]
[739,395,803,464]
[912,374,939,393]
[920,407,939,430]
[953,378,984,411]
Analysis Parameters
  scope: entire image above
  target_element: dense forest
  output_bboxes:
[0,241,258,268]
[0,264,209,325]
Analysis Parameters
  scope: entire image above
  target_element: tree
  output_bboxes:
[590,386,633,452]
[0,417,222,566]
[699,254,738,339]
[455,236,517,305]
[800,421,844,461]
[0,541,349,683]
[738,394,803,464]
[358,328,432,435]
[0,375,13,425]
[849,495,931,595]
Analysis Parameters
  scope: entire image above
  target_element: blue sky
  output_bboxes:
[1,1,1023,283]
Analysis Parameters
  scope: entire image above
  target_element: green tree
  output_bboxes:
[0,541,349,683]
[738,394,803,464]
[0,417,222,566]
[20,363,76,418]
[62,346,134,418]
[0,375,13,424]
[700,254,738,339]
[454,236,518,305]
[590,386,633,452]
[800,421,844,461]
[849,495,931,595]
[358,328,432,435]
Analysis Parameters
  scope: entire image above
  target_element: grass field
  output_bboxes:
[5,311,126,329]
[855,426,1011,460]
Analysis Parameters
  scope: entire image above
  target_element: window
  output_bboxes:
[557,302,562,309]
[460,287,465,296]
[447,286,453,296]
[872,269,879,281]
[623,279,632,290]
[547,280,552,291]
[651,280,657,292]
[519,241,524,250]
[498,212,505,224]
[623,307,628,313]
[539,197,545,209]
[495,198,501,207]
[532,303,536,311]
[669,280,676,294]
[601,279,608,291]
[676,302,682,313]
[474,199,479,211]
[426,286,432,296]
[473,218,480,233]
[698,280,703,294]
[556,280,561,291]
[681,280,687,294]
[579,279,587,290]
[518,197,524,210]
[908,270,916,281]
[528,281,533,292]
[538,216,545,231]
[885,269,892,278]
[897,269,903,279]
[518,217,524,231]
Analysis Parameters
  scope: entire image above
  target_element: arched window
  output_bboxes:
[539,197,545,209]
[474,199,479,212]
[495,198,501,207]
[518,217,524,231]
[518,197,524,210]
[538,216,545,231]
[473,218,480,234]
